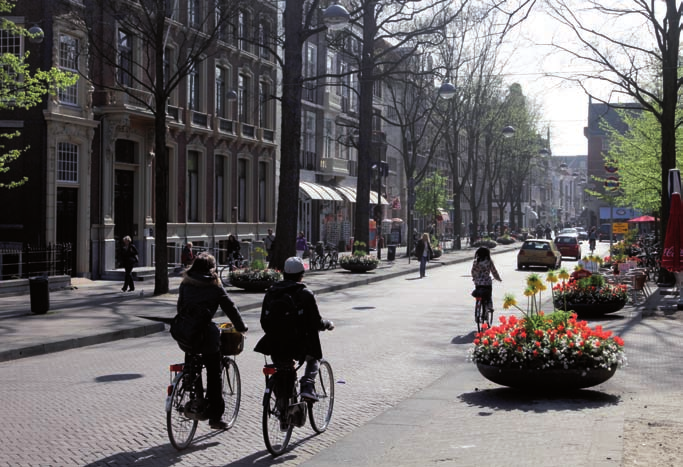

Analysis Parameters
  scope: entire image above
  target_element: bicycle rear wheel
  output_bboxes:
[308,359,334,433]
[221,357,241,429]
[166,371,198,450]
[219,266,231,287]
[321,254,331,270]
[262,376,293,456]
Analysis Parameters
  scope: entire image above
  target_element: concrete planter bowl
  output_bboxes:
[553,299,626,317]
[477,363,617,391]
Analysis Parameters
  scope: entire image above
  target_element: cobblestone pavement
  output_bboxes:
[1,244,682,466]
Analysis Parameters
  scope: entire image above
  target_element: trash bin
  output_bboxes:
[387,245,397,261]
[29,276,50,314]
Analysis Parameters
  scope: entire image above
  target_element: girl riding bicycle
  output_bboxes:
[471,247,502,313]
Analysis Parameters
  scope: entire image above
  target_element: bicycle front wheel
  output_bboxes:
[221,357,241,429]
[219,266,231,287]
[321,254,331,270]
[308,359,335,433]
[474,300,483,333]
[262,377,293,456]
[166,371,198,450]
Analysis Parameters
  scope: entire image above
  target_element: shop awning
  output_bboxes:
[299,181,343,201]
[334,186,388,205]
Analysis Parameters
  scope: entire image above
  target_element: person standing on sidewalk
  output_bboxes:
[181,242,195,268]
[414,233,433,278]
[296,231,307,258]
[120,235,138,292]
[264,228,275,261]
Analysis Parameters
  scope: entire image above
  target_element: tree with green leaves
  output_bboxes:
[0,10,77,188]
[414,171,448,229]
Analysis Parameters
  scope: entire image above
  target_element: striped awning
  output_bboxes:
[299,181,343,201]
[334,186,389,205]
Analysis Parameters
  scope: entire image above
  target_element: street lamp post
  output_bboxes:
[438,82,459,249]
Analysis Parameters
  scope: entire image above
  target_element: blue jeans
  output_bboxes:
[419,256,428,277]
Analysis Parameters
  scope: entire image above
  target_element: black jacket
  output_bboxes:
[177,271,247,354]
[254,279,326,360]
[121,243,138,269]
[415,239,433,260]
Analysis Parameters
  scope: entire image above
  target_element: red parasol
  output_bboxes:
[661,193,683,272]
[627,215,657,223]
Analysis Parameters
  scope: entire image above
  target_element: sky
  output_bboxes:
[498,5,611,157]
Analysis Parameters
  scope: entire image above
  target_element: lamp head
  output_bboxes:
[322,4,350,31]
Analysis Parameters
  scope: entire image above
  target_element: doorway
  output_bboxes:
[57,187,78,273]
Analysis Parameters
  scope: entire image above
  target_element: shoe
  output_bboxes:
[300,384,318,401]
[209,419,229,430]
[130,287,135,292]
[121,288,127,292]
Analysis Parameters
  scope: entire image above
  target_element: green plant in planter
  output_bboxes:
[229,246,282,283]
[340,241,379,267]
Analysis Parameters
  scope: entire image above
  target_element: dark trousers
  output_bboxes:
[195,351,224,421]
[123,266,135,291]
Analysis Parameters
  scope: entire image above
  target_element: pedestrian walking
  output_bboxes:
[263,228,275,261]
[181,242,195,268]
[120,235,138,292]
[296,231,307,258]
[414,232,433,278]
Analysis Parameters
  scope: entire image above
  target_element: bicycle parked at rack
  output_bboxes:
[166,324,243,450]
[308,242,325,271]
[321,243,339,270]
[261,358,335,456]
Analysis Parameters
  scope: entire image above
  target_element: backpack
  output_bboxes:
[261,290,303,338]
[170,302,212,353]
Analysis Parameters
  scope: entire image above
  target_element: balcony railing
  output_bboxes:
[319,157,349,175]
[241,124,255,138]
[191,111,209,128]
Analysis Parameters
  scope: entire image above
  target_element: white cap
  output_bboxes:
[284,256,305,274]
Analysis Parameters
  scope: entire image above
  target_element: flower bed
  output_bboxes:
[552,274,628,312]
[229,268,282,292]
[340,241,379,272]
[469,311,626,371]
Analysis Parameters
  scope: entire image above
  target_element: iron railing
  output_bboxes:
[0,243,72,280]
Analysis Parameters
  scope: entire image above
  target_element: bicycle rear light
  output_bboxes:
[169,363,184,372]
[263,366,277,376]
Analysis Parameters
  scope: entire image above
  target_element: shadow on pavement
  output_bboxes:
[460,387,621,413]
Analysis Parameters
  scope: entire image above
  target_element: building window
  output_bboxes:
[216,3,228,41]
[258,161,267,222]
[188,63,200,111]
[57,143,79,183]
[118,29,133,87]
[258,21,270,59]
[187,151,199,222]
[238,73,249,123]
[215,155,225,222]
[189,0,201,29]
[58,34,79,104]
[238,158,247,222]
[216,66,226,117]
[259,81,270,128]
[0,27,21,56]
[324,118,334,158]
[237,10,245,51]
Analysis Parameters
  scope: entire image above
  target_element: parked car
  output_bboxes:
[517,239,562,270]
[554,234,582,260]
[559,228,578,236]
[575,227,588,240]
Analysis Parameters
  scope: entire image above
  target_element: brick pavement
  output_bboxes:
[2,243,682,466]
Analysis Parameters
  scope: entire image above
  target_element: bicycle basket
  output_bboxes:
[219,324,244,355]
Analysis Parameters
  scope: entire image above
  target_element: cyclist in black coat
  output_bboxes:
[176,252,247,430]
[254,257,334,400]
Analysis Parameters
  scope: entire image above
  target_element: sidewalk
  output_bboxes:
[0,245,516,363]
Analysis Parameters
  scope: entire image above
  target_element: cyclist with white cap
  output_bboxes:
[254,256,334,400]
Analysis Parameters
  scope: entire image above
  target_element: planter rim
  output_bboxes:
[476,362,617,390]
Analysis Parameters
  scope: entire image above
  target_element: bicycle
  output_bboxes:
[219,252,245,286]
[472,287,493,333]
[308,242,324,271]
[321,243,339,270]
[166,324,243,450]
[261,358,335,456]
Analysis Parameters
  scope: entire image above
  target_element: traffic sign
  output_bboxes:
[612,222,629,234]
[605,176,619,191]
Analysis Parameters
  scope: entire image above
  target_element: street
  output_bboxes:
[2,245,682,466]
